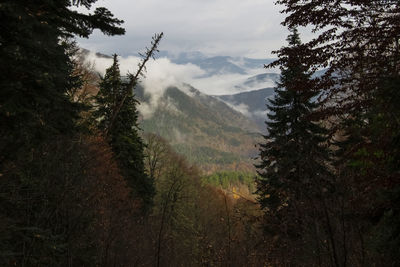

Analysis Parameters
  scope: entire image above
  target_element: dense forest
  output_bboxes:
[0,0,399,266]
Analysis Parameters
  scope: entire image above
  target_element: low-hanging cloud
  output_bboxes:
[224,102,252,118]
[189,70,277,96]
[84,52,273,118]
[84,52,205,118]
[253,109,269,118]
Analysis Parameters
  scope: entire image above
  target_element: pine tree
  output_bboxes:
[256,28,333,265]
[94,55,155,212]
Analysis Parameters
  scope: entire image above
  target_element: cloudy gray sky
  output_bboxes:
[77,0,294,58]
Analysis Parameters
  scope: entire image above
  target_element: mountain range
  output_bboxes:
[157,50,275,77]
[83,49,280,171]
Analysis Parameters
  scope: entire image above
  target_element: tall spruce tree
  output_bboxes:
[274,1,400,264]
[0,1,125,265]
[256,28,333,265]
[94,55,155,211]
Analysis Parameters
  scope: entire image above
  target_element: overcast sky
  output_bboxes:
[76,0,296,58]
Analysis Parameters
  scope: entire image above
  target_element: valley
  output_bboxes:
[84,50,279,172]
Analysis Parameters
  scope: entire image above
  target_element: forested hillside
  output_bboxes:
[1,1,399,266]
[136,85,261,173]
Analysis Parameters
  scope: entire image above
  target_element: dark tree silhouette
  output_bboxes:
[256,29,333,265]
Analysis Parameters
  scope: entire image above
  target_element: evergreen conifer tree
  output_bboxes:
[0,2,125,264]
[94,55,155,212]
[256,28,333,264]
[273,1,400,263]
[0,0,124,160]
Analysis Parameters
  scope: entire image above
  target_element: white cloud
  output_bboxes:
[84,52,205,118]
[225,102,251,117]
[189,73,247,95]
[253,109,269,118]
[188,66,278,96]
[140,57,205,117]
